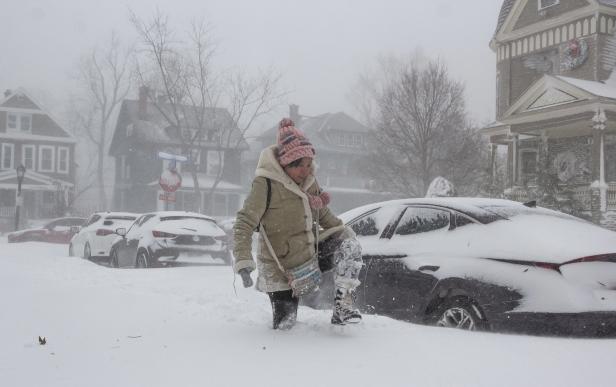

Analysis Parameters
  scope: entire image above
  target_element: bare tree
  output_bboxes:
[75,32,132,208]
[130,10,285,212]
[354,57,486,196]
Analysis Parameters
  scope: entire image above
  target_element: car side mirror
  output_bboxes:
[115,227,127,237]
[70,226,81,234]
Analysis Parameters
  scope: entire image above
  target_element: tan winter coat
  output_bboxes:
[233,145,344,292]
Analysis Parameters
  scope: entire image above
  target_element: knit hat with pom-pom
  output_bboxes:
[277,118,315,167]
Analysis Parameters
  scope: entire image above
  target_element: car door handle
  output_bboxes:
[418,265,440,272]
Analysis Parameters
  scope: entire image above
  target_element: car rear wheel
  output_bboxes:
[430,296,488,331]
[135,250,149,268]
[83,243,92,260]
[109,249,119,268]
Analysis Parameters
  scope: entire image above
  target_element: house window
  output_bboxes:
[352,134,363,147]
[7,112,32,132]
[39,146,55,172]
[57,147,69,174]
[22,145,35,170]
[206,150,224,177]
[119,155,131,180]
[539,0,558,10]
[1,143,14,170]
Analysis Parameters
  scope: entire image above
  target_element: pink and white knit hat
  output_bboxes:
[276,118,315,167]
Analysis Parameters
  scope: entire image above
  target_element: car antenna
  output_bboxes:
[523,200,537,208]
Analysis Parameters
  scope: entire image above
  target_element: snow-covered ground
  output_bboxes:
[2,239,616,387]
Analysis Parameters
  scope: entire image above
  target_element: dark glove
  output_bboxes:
[239,268,254,288]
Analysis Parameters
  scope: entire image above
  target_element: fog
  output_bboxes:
[0,0,500,124]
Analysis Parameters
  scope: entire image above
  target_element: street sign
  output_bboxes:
[159,169,182,193]
[159,192,176,202]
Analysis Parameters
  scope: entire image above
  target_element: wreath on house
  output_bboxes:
[561,38,588,71]
[553,151,578,182]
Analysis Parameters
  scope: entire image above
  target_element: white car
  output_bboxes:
[110,211,230,268]
[69,212,140,260]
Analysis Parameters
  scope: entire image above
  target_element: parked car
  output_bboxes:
[69,212,139,260]
[109,211,229,268]
[7,217,86,244]
[305,198,616,337]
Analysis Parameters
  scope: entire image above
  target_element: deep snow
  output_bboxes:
[2,239,616,387]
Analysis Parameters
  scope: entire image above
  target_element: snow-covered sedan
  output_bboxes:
[306,198,616,337]
[69,212,139,260]
[109,211,229,268]
[7,217,86,244]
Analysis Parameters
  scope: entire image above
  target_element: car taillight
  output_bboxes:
[96,229,114,236]
[533,262,561,272]
[152,230,177,238]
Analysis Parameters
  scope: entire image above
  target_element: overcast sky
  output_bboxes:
[0,0,502,129]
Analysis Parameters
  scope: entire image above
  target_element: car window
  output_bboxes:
[350,211,380,236]
[349,205,405,238]
[85,214,102,227]
[454,213,475,228]
[394,207,450,236]
[45,220,60,230]
[130,214,156,230]
[139,214,157,225]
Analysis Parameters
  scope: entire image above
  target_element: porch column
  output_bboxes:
[489,143,498,187]
[508,134,519,187]
[591,108,607,223]
[539,132,549,166]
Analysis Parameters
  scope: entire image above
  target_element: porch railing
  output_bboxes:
[0,206,15,217]
[506,184,616,211]
[608,183,616,210]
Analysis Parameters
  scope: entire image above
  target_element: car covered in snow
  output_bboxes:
[69,212,139,260]
[109,211,230,268]
[306,198,616,337]
[7,217,86,244]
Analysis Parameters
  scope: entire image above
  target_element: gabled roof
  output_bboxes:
[0,88,74,139]
[257,111,370,153]
[109,99,248,155]
[556,75,616,98]
[494,0,616,40]
[503,74,597,117]
[495,0,516,37]
[482,74,616,135]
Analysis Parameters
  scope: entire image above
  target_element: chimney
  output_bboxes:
[4,89,12,98]
[138,86,149,120]
[289,104,300,125]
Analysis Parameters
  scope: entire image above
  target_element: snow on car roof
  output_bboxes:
[93,211,139,218]
[339,197,526,223]
[147,211,216,221]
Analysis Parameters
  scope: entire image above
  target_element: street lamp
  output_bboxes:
[15,164,26,231]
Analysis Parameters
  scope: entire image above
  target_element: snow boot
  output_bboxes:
[269,290,299,330]
[331,289,362,325]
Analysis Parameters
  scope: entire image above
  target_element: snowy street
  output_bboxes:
[2,240,616,387]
